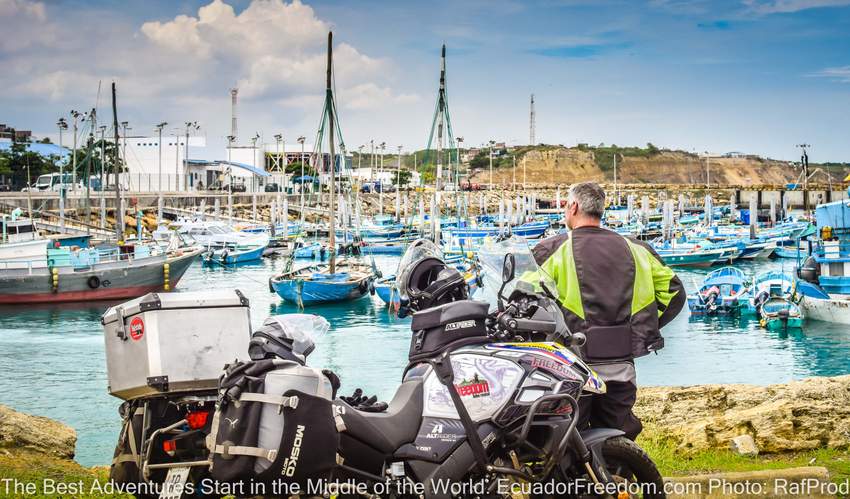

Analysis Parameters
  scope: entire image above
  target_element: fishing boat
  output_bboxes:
[795,199,850,324]
[270,259,375,306]
[157,220,269,264]
[687,267,749,315]
[0,217,201,303]
[655,247,734,267]
[268,31,376,306]
[759,297,804,330]
[748,271,803,329]
[293,241,324,259]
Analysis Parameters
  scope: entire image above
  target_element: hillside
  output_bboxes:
[466,146,850,187]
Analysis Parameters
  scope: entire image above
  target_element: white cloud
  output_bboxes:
[743,0,850,14]
[0,0,417,143]
[809,65,850,82]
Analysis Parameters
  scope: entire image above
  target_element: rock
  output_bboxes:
[0,404,76,459]
[730,435,759,456]
[635,375,850,454]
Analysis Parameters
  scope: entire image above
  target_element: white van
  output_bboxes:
[22,173,78,192]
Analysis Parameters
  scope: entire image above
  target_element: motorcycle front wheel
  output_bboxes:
[583,436,666,499]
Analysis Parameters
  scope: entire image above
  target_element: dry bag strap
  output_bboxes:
[334,413,346,432]
[237,393,299,412]
[214,444,278,461]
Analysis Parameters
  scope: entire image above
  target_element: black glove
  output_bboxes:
[340,388,388,413]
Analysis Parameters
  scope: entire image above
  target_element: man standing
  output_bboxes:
[532,182,685,439]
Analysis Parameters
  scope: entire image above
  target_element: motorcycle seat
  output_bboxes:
[335,379,423,454]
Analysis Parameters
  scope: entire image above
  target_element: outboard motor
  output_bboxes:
[797,256,820,284]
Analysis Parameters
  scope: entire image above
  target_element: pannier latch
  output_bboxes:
[147,376,169,392]
[116,307,128,341]
[413,330,425,352]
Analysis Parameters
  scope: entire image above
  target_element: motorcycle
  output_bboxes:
[108,238,665,498]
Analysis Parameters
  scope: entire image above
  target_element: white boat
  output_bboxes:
[799,293,850,324]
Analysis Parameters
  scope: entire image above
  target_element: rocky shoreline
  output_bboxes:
[634,375,850,455]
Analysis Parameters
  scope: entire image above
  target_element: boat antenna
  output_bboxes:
[111,82,123,241]
[327,31,336,275]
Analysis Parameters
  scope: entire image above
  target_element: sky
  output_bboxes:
[1,0,849,162]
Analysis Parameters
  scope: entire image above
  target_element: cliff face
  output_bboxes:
[634,375,850,455]
[470,147,849,186]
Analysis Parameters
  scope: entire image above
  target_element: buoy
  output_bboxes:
[51,267,59,293]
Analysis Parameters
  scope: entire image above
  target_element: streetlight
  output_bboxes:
[379,142,386,215]
[251,132,260,192]
[488,140,495,190]
[298,135,306,221]
[274,134,283,172]
[184,121,199,191]
[70,110,82,190]
[397,144,403,183]
[155,122,168,193]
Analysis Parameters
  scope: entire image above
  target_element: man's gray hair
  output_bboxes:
[567,182,606,219]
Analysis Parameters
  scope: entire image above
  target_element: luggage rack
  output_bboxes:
[141,418,211,480]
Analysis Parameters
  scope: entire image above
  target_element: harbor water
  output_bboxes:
[1,255,849,467]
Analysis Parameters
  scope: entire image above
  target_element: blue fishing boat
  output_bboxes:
[293,241,324,259]
[202,242,266,265]
[687,267,749,315]
[271,260,375,306]
[760,297,803,330]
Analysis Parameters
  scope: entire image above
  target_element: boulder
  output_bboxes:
[730,435,759,456]
[635,375,850,454]
[0,404,76,459]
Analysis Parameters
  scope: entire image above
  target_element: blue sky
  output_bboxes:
[1,0,849,161]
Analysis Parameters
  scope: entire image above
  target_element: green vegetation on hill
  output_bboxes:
[576,143,663,172]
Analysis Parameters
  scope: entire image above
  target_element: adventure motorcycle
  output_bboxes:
[106,238,665,498]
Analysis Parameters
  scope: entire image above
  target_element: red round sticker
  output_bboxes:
[129,317,145,341]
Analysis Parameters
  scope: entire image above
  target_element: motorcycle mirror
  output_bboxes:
[502,253,516,284]
[571,332,587,347]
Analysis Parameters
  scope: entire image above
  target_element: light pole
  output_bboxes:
[251,132,260,192]
[184,121,199,191]
[56,118,68,226]
[379,141,386,215]
[397,144,403,188]
[488,140,495,190]
[274,134,283,172]
[70,110,82,190]
[704,151,710,189]
[156,122,167,193]
[121,121,129,188]
[456,136,464,188]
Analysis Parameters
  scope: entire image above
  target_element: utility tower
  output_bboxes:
[529,94,536,145]
[424,44,456,190]
[230,88,238,145]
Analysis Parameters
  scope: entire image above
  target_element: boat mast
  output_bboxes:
[327,32,336,274]
[111,82,123,242]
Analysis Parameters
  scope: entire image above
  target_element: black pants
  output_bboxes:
[577,380,643,440]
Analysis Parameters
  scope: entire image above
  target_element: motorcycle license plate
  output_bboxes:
[159,467,191,499]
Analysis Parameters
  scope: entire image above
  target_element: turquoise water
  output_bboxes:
[1,255,849,467]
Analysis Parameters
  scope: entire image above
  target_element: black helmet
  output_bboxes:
[248,315,329,365]
[397,239,468,312]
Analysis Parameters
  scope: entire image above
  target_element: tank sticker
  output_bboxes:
[129,317,144,341]
[455,374,490,398]
[525,356,580,380]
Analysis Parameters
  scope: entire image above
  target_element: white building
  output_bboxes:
[122,134,205,191]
